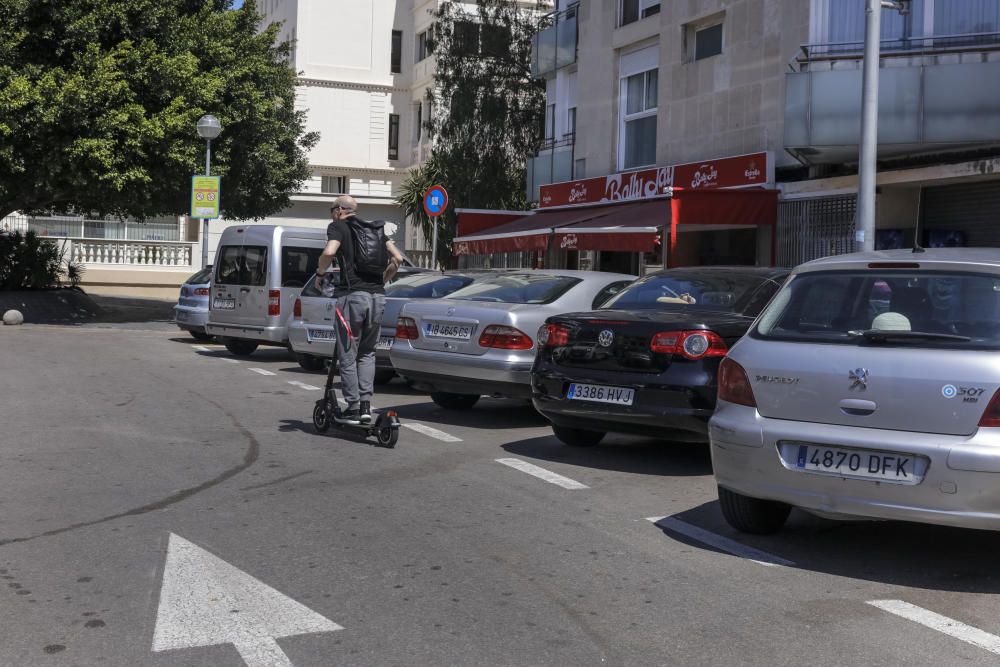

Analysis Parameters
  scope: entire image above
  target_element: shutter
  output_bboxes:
[921,181,1000,247]
[777,195,856,267]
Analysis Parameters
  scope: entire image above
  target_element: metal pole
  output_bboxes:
[201,138,212,268]
[430,217,438,269]
[857,0,882,252]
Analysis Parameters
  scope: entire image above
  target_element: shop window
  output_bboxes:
[619,68,657,169]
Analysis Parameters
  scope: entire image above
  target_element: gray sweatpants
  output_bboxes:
[334,291,386,409]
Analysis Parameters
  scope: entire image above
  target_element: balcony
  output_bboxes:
[784,32,1000,164]
[531,4,578,78]
[526,136,575,203]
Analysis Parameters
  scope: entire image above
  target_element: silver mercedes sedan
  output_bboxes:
[390,270,636,409]
[711,248,1000,534]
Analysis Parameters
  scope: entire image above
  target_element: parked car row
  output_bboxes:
[173,228,1000,537]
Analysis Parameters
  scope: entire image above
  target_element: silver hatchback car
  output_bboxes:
[711,248,1000,534]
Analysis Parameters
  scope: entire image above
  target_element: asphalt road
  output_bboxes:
[2,321,1000,666]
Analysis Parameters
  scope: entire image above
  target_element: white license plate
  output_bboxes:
[376,336,394,350]
[309,328,335,341]
[786,443,925,484]
[212,297,235,310]
[567,383,635,406]
[424,322,473,340]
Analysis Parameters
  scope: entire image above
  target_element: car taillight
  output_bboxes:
[978,389,1000,427]
[268,289,281,316]
[194,287,210,296]
[538,323,570,348]
[650,330,727,359]
[293,298,302,318]
[479,325,533,350]
[718,358,757,407]
[396,317,419,340]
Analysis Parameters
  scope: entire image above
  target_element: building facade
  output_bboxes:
[503,0,1000,272]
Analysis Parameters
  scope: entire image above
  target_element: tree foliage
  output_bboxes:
[397,0,544,267]
[0,0,318,221]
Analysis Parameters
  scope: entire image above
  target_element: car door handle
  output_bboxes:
[839,399,877,416]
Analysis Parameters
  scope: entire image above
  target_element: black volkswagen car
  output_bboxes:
[531,267,789,446]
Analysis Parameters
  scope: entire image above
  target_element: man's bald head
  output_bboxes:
[331,195,358,221]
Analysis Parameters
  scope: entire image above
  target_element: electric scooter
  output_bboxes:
[311,297,400,448]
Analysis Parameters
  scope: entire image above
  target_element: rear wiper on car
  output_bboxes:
[847,329,971,343]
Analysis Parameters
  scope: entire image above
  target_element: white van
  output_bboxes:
[206,225,328,357]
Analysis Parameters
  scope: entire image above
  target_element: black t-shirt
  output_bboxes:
[326,217,385,295]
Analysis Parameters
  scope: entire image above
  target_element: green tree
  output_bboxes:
[397,0,544,267]
[0,0,317,222]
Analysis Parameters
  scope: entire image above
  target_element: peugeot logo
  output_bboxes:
[597,330,615,347]
[447,307,455,316]
[849,368,869,391]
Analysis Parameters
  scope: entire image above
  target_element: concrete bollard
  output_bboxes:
[2,309,24,325]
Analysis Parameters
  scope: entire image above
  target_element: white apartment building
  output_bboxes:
[459,0,1000,273]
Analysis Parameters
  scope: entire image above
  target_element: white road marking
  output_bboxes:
[248,368,276,376]
[287,381,321,391]
[192,345,211,352]
[867,600,1000,656]
[152,533,342,667]
[646,517,794,567]
[403,422,462,442]
[495,458,588,490]
[220,358,239,364]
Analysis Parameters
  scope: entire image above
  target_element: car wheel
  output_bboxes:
[430,392,480,410]
[189,331,213,341]
[717,486,791,535]
[551,425,605,447]
[374,370,395,385]
[224,340,258,357]
[296,353,327,372]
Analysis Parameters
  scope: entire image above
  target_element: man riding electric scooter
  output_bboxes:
[315,195,405,426]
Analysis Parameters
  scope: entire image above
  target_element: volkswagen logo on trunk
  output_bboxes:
[598,330,615,347]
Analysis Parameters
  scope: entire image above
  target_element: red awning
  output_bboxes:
[670,188,778,227]
[552,200,669,252]
[453,205,624,255]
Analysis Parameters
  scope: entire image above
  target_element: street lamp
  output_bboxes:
[196,114,222,268]
[857,0,910,252]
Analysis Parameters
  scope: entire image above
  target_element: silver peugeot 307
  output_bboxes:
[711,248,1000,534]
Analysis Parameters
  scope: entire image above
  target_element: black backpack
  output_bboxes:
[345,217,388,276]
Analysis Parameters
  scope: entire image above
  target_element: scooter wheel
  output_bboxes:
[377,425,398,448]
[313,401,332,433]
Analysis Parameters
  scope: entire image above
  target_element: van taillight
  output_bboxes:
[651,330,727,359]
[718,358,757,407]
[293,298,302,318]
[479,325,533,350]
[396,317,419,340]
[194,287,210,296]
[978,389,1000,427]
[268,290,281,317]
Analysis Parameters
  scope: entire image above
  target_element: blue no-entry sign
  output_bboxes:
[423,185,448,217]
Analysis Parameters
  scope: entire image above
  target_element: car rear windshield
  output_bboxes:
[754,270,1000,349]
[602,271,777,315]
[215,246,267,286]
[186,267,213,285]
[445,274,581,304]
[385,274,474,298]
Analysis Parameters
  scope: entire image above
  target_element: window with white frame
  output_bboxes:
[812,0,1000,46]
[321,176,348,194]
[620,0,661,27]
[618,46,658,170]
[416,27,434,62]
[567,107,577,137]
[413,102,423,143]
[545,103,556,141]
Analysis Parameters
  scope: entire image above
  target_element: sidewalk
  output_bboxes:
[0,289,175,325]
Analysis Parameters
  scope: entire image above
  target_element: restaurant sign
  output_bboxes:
[538,152,769,209]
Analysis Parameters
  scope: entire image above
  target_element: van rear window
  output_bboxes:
[754,270,1000,349]
[215,245,268,286]
[282,246,323,288]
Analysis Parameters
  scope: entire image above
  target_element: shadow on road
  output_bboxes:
[655,500,1000,594]
[278,418,386,448]
[501,435,713,477]
[387,398,548,431]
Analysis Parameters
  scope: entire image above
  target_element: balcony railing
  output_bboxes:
[531,3,578,78]
[526,135,576,203]
[785,31,1000,163]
